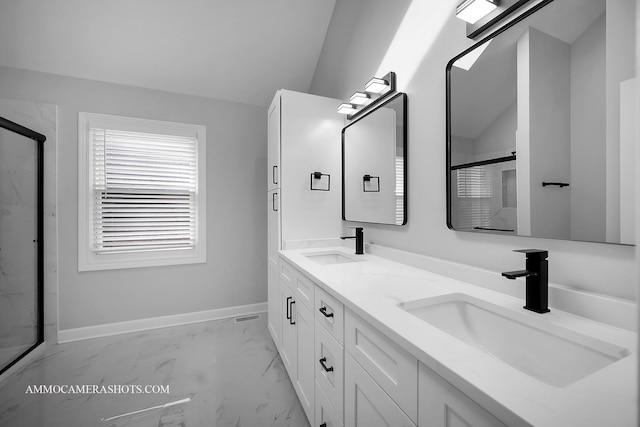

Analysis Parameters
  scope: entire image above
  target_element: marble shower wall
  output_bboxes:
[0,99,57,348]
[0,127,38,367]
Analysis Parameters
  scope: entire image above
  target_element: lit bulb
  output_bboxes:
[455,0,497,24]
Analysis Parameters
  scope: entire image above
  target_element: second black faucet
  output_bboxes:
[502,249,550,313]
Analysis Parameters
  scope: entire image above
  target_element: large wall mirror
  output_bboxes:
[343,92,407,225]
[447,0,636,245]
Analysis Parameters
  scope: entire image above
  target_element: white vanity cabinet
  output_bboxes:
[276,258,515,427]
[419,363,507,427]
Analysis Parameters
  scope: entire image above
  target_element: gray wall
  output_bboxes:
[310,0,636,301]
[0,66,267,330]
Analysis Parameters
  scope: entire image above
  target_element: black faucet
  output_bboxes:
[341,227,364,255]
[502,249,550,313]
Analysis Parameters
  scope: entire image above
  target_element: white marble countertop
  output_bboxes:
[279,246,638,427]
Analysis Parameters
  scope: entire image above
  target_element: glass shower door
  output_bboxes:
[0,126,40,373]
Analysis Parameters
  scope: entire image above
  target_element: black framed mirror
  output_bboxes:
[447,0,636,245]
[342,92,407,225]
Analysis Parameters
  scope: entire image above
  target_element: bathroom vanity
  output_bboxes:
[270,246,636,427]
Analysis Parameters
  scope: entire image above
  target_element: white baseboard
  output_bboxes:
[58,302,267,344]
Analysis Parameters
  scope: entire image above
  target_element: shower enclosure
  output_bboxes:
[0,116,45,375]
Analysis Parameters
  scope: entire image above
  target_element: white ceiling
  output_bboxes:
[0,0,337,107]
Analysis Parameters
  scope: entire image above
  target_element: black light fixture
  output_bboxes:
[337,72,397,121]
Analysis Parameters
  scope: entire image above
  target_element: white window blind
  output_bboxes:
[78,112,206,271]
[457,166,492,198]
[456,166,492,229]
[91,128,197,254]
[395,156,404,224]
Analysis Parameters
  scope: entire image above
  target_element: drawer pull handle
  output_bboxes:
[319,357,334,372]
[319,306,334,318]
[289,299,296,325]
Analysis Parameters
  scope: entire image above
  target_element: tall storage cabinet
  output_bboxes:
[267,94,282,348]
[266,89,342,352]
[266,89,343,426]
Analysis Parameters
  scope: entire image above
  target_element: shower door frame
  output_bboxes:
[0,116,45,376]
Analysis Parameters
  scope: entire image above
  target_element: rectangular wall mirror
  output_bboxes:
[343,92,407,225]
[447,0,636,245]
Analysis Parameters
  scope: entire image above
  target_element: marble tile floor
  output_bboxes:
[0,313,310,427]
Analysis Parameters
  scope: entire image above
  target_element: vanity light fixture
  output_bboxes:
[337,72,397,120]
[456,0,498,24]
[364,77,390,95]
[337,103,358,115]
[350,92,372,106]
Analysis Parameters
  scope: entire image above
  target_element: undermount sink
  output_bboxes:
[304,251,360,265]
[399,293,630,387]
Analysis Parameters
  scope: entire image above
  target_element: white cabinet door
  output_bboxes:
[267,263,280,348]
[344,353,415,427]
[419,363,507,427]
[280,283,296,381]
[279,90,343,241]
[345,309,417,423]
[267,190,281,348]
[268,92,280,191]
[295,302,315,425]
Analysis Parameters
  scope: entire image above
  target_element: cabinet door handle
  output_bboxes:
[272,165,278,185]
[320,423,327,427]
[286,296,292,320]
[272,192,278,212]
[319,357,334,372]
[289,299,296,325]
[319,306,334,318]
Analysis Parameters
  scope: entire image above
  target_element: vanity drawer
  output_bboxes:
[345,309,418,424]
[280,260,315,311]
[315,321,344,419]
[315,380,343,427]
[279,260,295,288]
[315,285,344,344]
[293,270,315,311]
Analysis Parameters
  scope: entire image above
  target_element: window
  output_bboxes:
[395,156,404,225]
[456,166,492,229]
[78,113,206,271]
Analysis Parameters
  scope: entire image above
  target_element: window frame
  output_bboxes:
[78,112,206,271]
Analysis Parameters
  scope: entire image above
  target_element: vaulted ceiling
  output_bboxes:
[0,0,336,106]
